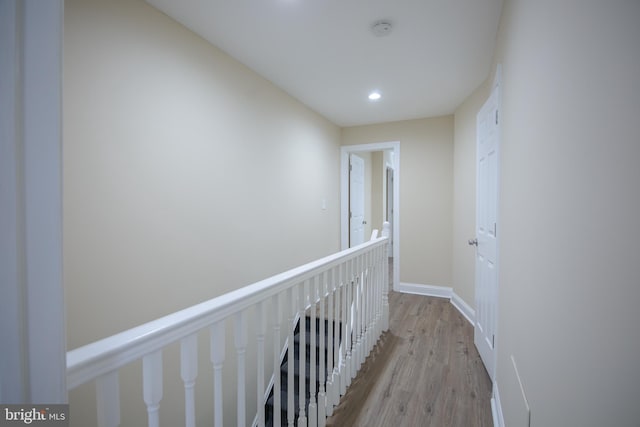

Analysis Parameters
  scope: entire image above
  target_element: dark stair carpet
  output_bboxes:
[264,316,342,427]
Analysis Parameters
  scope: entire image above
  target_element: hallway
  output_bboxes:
[326,291,492,427]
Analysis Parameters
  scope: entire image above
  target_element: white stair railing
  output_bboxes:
[66,222,390,427]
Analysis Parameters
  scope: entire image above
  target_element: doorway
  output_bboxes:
[341,142,400,290]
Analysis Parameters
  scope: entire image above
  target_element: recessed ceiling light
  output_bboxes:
[368,91,381,101]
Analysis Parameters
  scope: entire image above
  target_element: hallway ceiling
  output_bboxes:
[146,0,503,127]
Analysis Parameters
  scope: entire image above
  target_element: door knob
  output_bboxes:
[468,238,478,246]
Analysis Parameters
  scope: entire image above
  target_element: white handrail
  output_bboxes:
[67,236,388,389]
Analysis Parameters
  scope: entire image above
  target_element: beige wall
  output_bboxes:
[452,80,490,307]
[487,0,640,426]
[342,117,454,287]
[64,0,340,424]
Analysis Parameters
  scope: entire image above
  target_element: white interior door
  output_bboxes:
[474,75,500,380]
[349,153,365,247]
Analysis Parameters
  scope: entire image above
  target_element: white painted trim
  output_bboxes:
[396,284,476,325]
[451,292,475,325]
[397,282,452,298]
[492,63,502,384]
[0,0,26,403]
[341,142,400,290]
[0,0,66,404]
[491,381,505,427]
[23,0,66,403]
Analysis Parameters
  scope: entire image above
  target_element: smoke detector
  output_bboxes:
[371,20,393,37]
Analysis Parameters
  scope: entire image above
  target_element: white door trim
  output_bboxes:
[385,166,394,257]
[0,0,66,403]
[341,141,400,289]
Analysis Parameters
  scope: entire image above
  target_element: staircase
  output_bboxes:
[265,316,342,427]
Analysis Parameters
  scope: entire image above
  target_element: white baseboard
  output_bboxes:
[451,292,475,325]
[398,282,475,325]
[492,381,505,427]
[397,282,452,298]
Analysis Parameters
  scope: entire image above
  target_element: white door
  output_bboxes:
[474,75,500,380]
[349,154,365,247]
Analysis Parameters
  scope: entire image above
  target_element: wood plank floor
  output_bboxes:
[326,291,493,427]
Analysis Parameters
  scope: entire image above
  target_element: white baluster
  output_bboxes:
[375,247,381,342]
[358,255,365,367]
[235,311,247,427]
[356,255,363,368]
[370,250,376,350]
[352,258,359,378]
[256,302,266,427]
[210,320,225,427]
[339,262,347,397]
[370,248,377,342]
[375,246,382,339]
[362,252,370,358]
[371,248,378,339]
[318,272,327,427]
[180,334,198,427]
[334,264,342,407]
[371,247,378,342]
[370,249,377,351]
[96,370,120,427]
[348,260,353,364]
[353,256,362,375]
[308,277,318,427]
[273,293,282,427]
[364,252,372,359]
[358,255,363,366]
[298,281,307,427]
[369,251,382,351]
[343,260,352,391]
[382,223,391,332]
[287,287,295,427]
[375,246,382,338]
[351,259,358,377]
[332,265,341,407]
[325,267,335,416]
[361,256,367,366]
[143,351,162,427]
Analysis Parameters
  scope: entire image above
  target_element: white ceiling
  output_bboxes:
[146,0,503,127]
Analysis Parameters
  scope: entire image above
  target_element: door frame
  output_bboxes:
[386,166,394,258]
[0,0,66,402]
[341,142,400,289]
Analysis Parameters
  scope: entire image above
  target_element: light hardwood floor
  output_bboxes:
[326,291,493,427]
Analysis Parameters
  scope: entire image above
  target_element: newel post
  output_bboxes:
[381,221,390,239]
